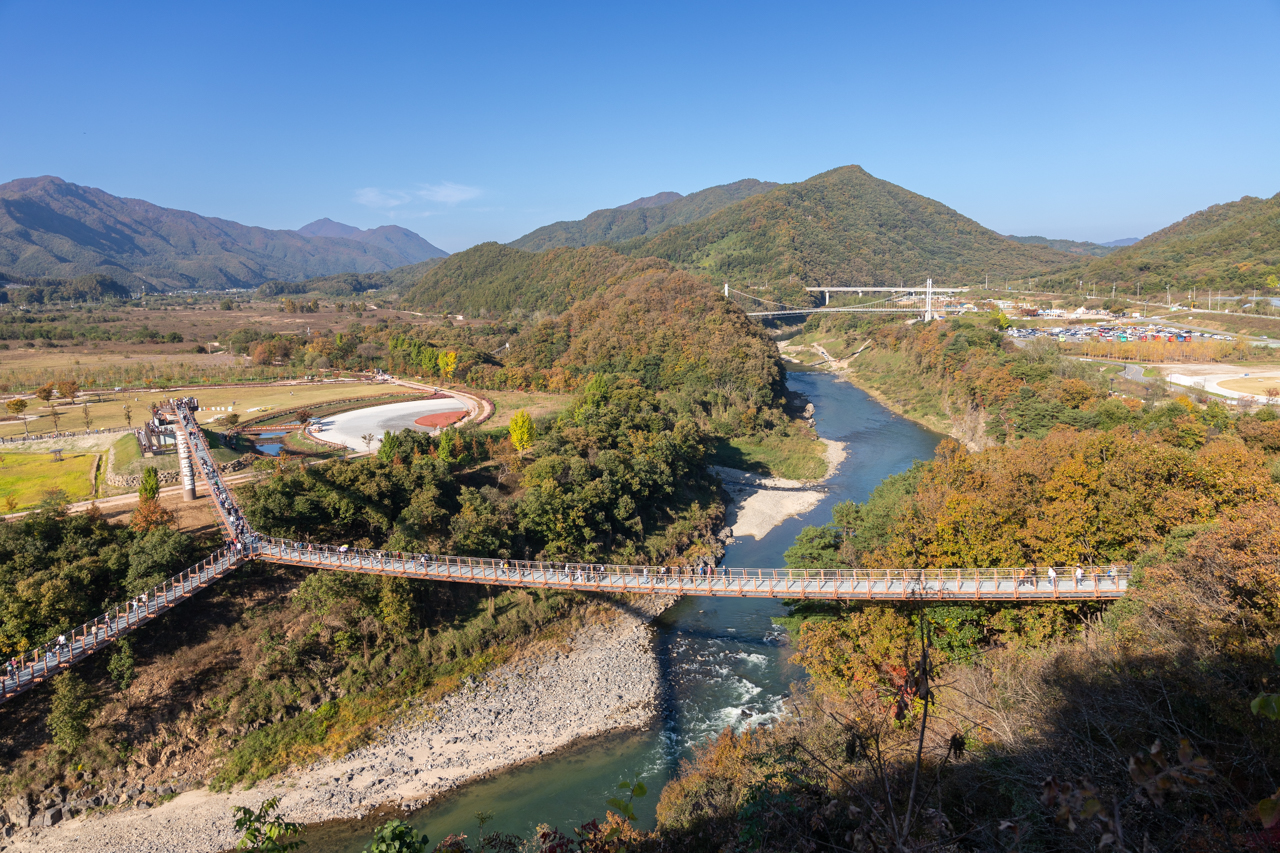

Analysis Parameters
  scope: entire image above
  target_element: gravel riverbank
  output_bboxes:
[4,595,678,853]
[715,438,847,540]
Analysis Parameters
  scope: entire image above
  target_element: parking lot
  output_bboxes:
[1007,324,1234,344]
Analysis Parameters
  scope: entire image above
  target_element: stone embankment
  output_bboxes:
[3,595,678,853]
[104,456,254,490]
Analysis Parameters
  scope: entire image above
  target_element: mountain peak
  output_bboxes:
[616,191,683,211]
[296,218,361,239]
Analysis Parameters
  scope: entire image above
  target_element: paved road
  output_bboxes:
[1122,364,1150,383]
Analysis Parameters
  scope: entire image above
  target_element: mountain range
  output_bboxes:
[1004,235,1121,258]
[0,176,447,291]
[610,166,1076,287]
[509,179,779,252]
[405,166,1080,314]
[4,168,1273,304]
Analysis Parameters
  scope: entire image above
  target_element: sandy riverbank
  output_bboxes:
[715,438,846,540]
[5,596,678,853]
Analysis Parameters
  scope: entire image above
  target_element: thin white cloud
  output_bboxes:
[415,182,482,204]
[354,182,483,213]
[353,187,412,209]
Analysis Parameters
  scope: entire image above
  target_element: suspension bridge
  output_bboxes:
[730,279,968,320]
[0,400,1128,704]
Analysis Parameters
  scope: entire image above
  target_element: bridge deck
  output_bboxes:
[262,542,1126,601]
[0,401,1128,705]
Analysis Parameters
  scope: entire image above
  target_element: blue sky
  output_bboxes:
[2,0,1277,252]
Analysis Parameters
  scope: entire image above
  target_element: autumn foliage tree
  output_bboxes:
[508,409,535,452]
[35,383,58,431]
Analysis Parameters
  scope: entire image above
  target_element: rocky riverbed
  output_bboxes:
[2,595,678,853]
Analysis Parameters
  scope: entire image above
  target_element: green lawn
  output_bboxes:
[0,452,99,510]
[707,431,828,481]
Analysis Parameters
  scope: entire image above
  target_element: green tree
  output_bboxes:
[139,466,160,502]
[436,430,455,463]
[377,576,414,639]
[6,398,28,437]
[362,818,429,853]
[508,409,535,452]
[233,797,305,852]
[48,671,96,752]
[107,637,136,691]
[81,403,93,432]
[122,404,132,428]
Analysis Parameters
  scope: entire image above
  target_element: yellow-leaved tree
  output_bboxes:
[509,409,535,452]
[437,350,457,379]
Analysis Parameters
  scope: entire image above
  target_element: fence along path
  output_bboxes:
[0,401,1130,705]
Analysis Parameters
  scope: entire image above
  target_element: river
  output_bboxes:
[302,368,942,851]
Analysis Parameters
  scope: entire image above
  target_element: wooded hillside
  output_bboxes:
[509,179,778,252]
[1084,191,1280,292]
[619,165,1077,287]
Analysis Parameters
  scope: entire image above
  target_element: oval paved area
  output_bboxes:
[316,398,469,452]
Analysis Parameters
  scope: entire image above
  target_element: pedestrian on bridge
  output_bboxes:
[1074,565,1084,586]
[1048,566,1057,586]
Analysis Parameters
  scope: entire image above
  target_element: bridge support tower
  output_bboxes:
[175,429,197,501]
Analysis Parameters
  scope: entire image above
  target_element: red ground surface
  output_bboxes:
[414,410,467,428]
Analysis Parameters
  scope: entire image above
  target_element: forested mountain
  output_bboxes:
[1083,191,1280,290]
[295,218,448,260]
[403,242,646,315]
[0,177,446,291]
[618,165,1077,287]
[409,167,1085,316]
[615,191,684,210]
[509,179,779,251]
[1004,234,1118,257]
[257,257,446,298]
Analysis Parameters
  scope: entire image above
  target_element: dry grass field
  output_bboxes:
[1216,373,1280,397]
[480,389,574,428]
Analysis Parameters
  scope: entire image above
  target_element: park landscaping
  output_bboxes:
[0,381,420,440]
[0,451,98,510]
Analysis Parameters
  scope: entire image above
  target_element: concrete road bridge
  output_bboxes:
[731,280,967,320]
[0,401,1129,705]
